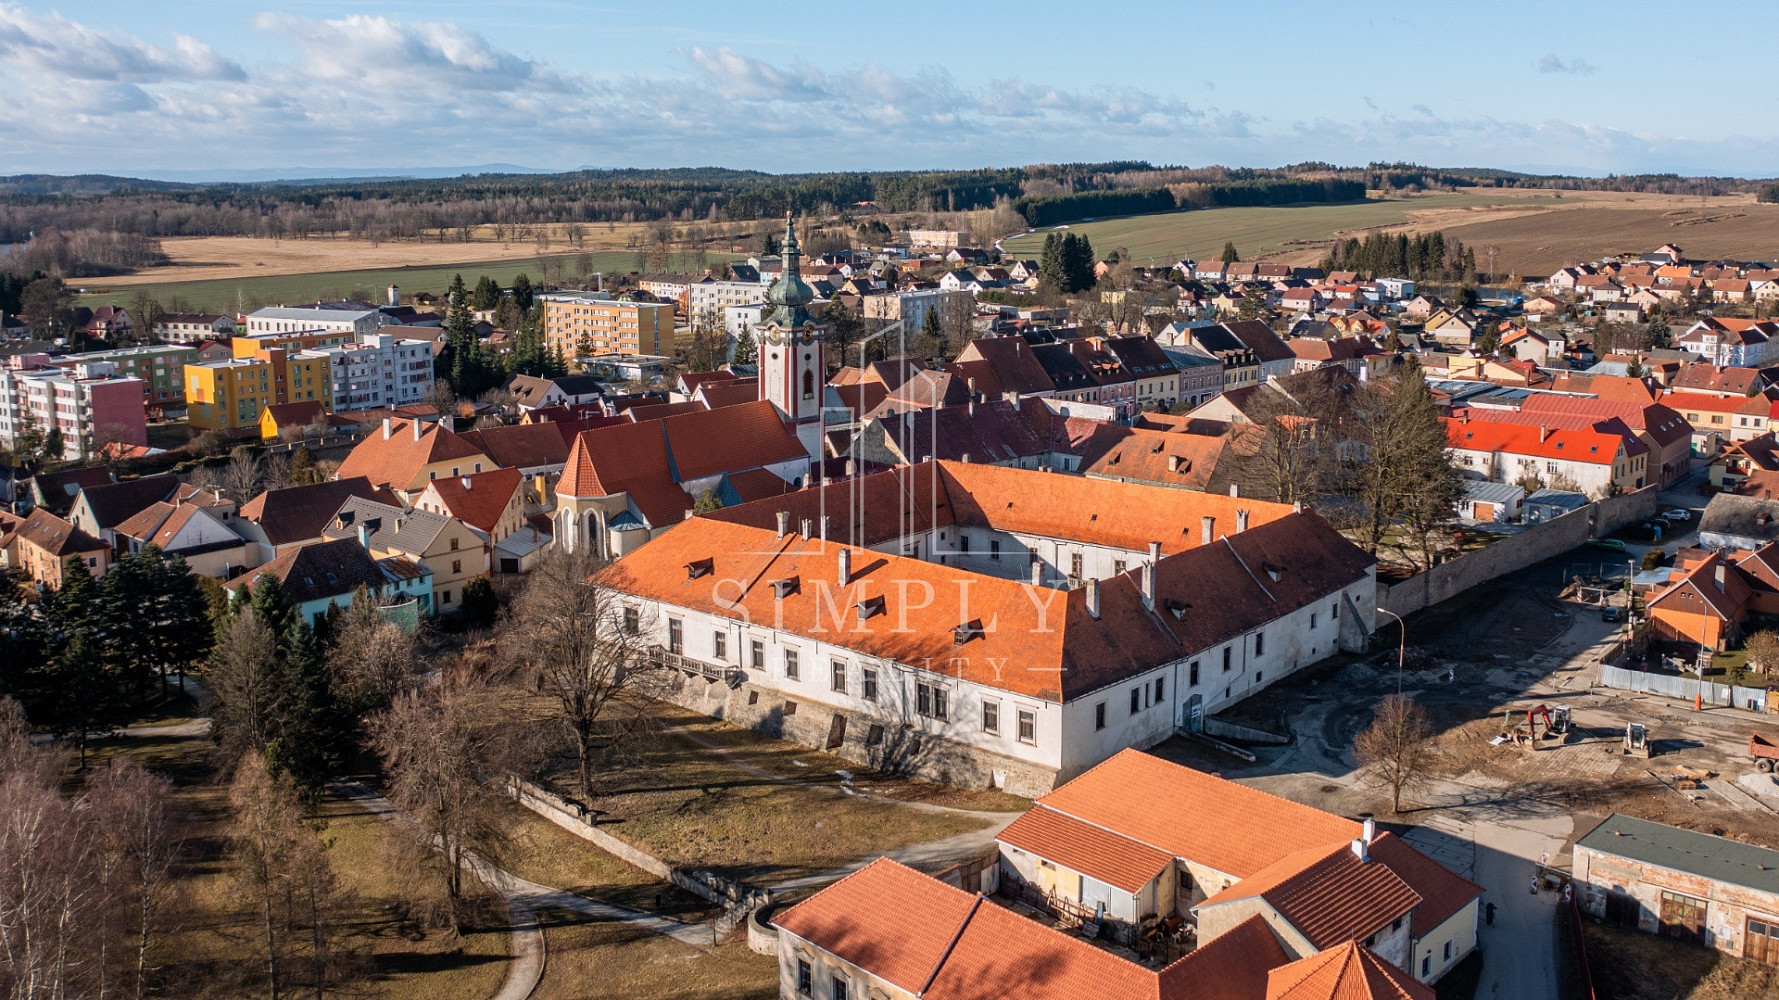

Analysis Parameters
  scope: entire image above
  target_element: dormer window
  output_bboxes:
[953,619,985,646]
[772,578,799,599]
[1264,564,1283,583]
[856,595,886,622]
[685,558,714,580]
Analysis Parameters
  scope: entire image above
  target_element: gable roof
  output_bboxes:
[228,537,391,604]
[458,421,572,471]
[997,805,1174,894]
[1444,418,1633,466]
[261,400,327,429]
[870,396,1055,464]
[1222,321,1295,363]
[333,418,489,490]
[1264,941,1434,1000]
[11,507,106,557]
[774,857,1288,1000]
[322,497,451,555]
[32,466,114,513]
[238,476,405,547]
[417,467,522,536]
[76,474,182,530]
[1036,749,1361,879]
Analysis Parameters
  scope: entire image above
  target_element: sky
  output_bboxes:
[3,0,1778,180]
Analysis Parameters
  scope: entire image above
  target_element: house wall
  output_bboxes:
[777,929,913,1000]
[1413,900,1480,983]
[1196,899,1319,959]
[1378,486,1659,617]
[1575,846,1779,959]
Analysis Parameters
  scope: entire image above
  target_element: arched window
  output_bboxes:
[802,369,815,400]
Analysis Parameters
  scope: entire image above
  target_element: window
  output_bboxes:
[450,536,460,551]
[1095,702,1106,730]
[862,668,878,701]
[918,684,931,717]
[1331,601,1339,619]
[713,632,727,660]
[452,559,462,574]
[785,649,799,679]
[1310,612,1318,629]
[1070,553,1083,579]
[1113,558,1126,575]
[1154,677,1165,701]
[1190,661,1200,686]
[983,700,1000,734]
[1255,632,1264,655]
[750,639,764,669]
[1017,709,1036,744]
[959,534,969,554]
[990,539,1001,560]
[797,960,812,996]
[831,660,847,693]
[1422,954,1431,977]
[1130,688,1141,715]
[442,590,452,604]
[667,618,683,654]
[1256,671,1263,684]
[831,977,848,1000]
[1443,940,1452,960]
[1223,647,1232,672]
[933,687,948,721]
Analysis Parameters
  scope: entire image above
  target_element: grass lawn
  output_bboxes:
[486,795,712,920]
[79,733,511,1000]
[1582,922,1776,1000]
[530,912,777,1000]
[997,192,1520,268]
[547,706,1007,886]
[74,249,715,313]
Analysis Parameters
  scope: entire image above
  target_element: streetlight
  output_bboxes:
[1376,607,1406,693]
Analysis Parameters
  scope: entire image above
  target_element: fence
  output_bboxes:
[1377,486,1658,618]
[1597,663,1770,713]
[1566,896,1599,1000]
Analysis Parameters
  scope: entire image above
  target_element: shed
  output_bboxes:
[1459,480,1525,523]
[1522,489,1590,525]
[1699,493,1779,551]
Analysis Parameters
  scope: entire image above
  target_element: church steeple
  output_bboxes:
[762,211,815,329]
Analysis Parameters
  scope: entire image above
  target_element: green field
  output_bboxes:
[75,250,731,312]
[998,192,1532,267]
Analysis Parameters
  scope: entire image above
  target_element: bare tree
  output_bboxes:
[500,550,658,805]
[1352,693,1435,813]
[228,753,311,1000]
[325,589,417,714]
[88,757,182,1000]
[369,668,514,934]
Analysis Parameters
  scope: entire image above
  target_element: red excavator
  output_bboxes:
[1508,705,1571,747]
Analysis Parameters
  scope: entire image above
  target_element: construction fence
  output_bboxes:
[1597,663,1771,713]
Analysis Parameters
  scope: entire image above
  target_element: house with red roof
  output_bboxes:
[1677,318,1779,367]
[1444,414,1646,498]
[592,462,1375,796]
[332,417,494,499]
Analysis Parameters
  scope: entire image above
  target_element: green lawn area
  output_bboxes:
[74,249,726,313]
[997,192,1531,267]
[486,795,712,920]
[530,913,777,1000]
[1582,921,1776,1000]
[550,706,1009,886]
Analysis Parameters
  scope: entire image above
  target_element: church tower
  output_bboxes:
[754,212,827,459]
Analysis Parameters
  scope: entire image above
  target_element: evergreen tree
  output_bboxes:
[471,275,502,311]
[762,231,781,256]
[731,331,757,366]
[1038,232,1066,289]
[1061,234,1097,293]
[1220,241,1240,264]
[510,273,535,311]
[459,576,498,629]
[289,445,323,485]
[43,569,123,767]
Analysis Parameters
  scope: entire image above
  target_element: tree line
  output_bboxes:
[1320,230,1478,283]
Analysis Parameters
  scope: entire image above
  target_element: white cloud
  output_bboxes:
[1537,53,1596,75]
[0,3,243,82]
[254,13,580,93]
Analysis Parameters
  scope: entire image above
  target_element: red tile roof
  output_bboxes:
[1364,834,1483,938]
[997,806,1173,893]
[1264,941,1434,1000]
[1444,418,1631,466]
[418,467,522,536]
[333,418,489,490]
[1200,841,1421,949]
[11,508,106,557]
[775,858,1288,1000]
[1037,750,1361,879]
[458,422,571,471]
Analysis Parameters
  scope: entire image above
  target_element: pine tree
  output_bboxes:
[472,275,501,311]
[1220,241,1240,264]
[511,273,535,311]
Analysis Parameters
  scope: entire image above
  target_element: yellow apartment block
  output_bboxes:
[187,349,334,434]
[540,293,676,360]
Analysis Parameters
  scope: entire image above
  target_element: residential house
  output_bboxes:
[539,292,676,359]
[594,461,1376,795]
[0,508,108,588]
[1444,415,1647,497]
[504,372,607,412]
[81,306,134,341]
[311,331,433,412]
[28,465,112,516]
[53,344,197,412]
[412,467,538,574]
[1516,396,1694,485]
[185,349,334,436]
[112,491,257,580]
[1222,320,1296,380]
[322,497,487,613]
[1640,546,1779,650]
[1663,391,1758,455]
[1698,493,1779,550]
[332,417,494,499]
[1458,481,1525,522]
[152,313,237,344]
[0,359,147,459]
[1156,322,1260,394]
[1710,434,1779,492]
[1677,319,1778,368]
[226,537,431,625]
[855,396,1056,469]
[235,477,404,558]
[67,473,183,549]
[259,400,330,441]
[1574,813,1779,962]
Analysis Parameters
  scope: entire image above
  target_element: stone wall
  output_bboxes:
[1377,486,1658,618]
[657,671,1062,798]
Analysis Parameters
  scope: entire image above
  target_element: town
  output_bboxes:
[6,13,1779,1000]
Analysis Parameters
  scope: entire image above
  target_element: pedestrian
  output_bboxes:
[1485,902,1496,926]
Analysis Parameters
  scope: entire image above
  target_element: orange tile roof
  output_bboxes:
[12,507,106,557]
[113,500,176,541]
[1444,417,1631,466]
[997,806,1173,893]
[419,467,522,536]
[1200,841,1421,950]
[776,858,1288,1000]
[1037,750,1360,879]
[1364,834,1483,938]
[333,418,489,491]
[1662,390,1754,415]
[1265,941,1434,1000]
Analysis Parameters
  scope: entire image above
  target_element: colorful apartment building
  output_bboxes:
[55,344,198,412]
[186,348,333,435]
[539,292,676,361]
[0,359,148,459]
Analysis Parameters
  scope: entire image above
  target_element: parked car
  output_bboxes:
[1590,538,1628,552]
[1602,606,1622,622]
[1661,508,1691,522]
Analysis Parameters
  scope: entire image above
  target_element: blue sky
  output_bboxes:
[3,1,1776,179]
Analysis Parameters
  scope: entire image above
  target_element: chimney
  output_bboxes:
[1236,509,1250,533]
[968,397,975,418]
[820,515,831,541]
[800,518,813,539]
[1293,500,1303,513]
[1201,516,1216,544]
[382,417,393,439]
[356,524,370,548]
[776,511,790,538]
[1351,837,1369,863]
[412,418,423,441]
[1460,409,1469,424]
[967,376,977,397]
[1085,577,1100,619]
[1168,454,1183,473]
[1141,560,1156,610]
[1361,813,1376,844]
[838,547,851,586]
[1539,425,1551,442]
[1228,483,1239,498]
[1148,540,1161,564]
[1031,560,1042,586]
[844,458,856,478]
[1715,563,1726,591]
[387,284,399,308]
[961,452,972,464]
[461,476,472,490]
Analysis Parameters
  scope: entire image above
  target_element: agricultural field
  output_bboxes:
[998,189,1779,278]
[74,250,715,313]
